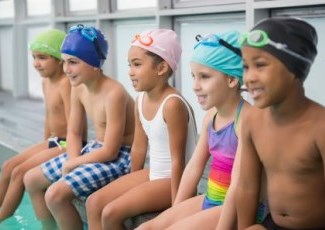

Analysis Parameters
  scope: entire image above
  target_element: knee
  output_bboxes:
[23,168,39,192]
[44,183,68,208]
[1,159,15,181]
[85,193,103,216]
[11,165,26,182]
[137,220,155,230]
[101,203,120,226]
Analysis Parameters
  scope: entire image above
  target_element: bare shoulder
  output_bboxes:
[58,74,71,88]
[162,94,190,123]
[163,94,188,112]
[310,102,325,122]
[58,75,71,94]
[240,103,263,126]
[309,102,325,135]
[101,76,129,101]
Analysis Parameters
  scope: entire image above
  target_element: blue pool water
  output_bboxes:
[0,193,41,230]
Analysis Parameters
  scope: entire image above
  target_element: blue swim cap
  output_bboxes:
[191,31,243,85]
[61,24,108,68]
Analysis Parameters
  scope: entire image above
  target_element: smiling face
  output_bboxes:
[61,53,95,87]
[190,62,234,111]
[32,51,61,78]
[242,46,296,108]
[127,46,161,92]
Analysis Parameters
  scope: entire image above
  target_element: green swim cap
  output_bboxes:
[29,29,66,60]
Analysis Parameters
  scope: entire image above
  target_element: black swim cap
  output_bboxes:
[246,17,318,82]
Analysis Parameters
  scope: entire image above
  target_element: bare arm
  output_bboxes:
[216,103,249,230]
[236,109,262,229]
[66,87,86,159]
[316,109,325,185]
[173,110,212,205]
[131,97,148,172]
[42,80,51,139]
[164,97,190,203]
[59,77,71,128]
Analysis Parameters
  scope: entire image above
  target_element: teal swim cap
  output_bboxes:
[191,31,243,85]
[29,29,66,60]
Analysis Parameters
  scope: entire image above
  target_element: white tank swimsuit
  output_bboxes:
[138,92,197,180]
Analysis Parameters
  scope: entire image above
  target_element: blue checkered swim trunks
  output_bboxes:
[41,140,131,200]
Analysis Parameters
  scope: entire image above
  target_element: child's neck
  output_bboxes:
[145,83,172,102]
[86,71,105,93]
[216,94,242,119]
[269,86,309,123]
[48,69,65,83]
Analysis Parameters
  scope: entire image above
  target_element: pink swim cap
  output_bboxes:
[131,29,182,72]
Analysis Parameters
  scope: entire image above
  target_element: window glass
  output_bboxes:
[301,17,325,106]
[27,0,51,16]
[174,0,244,8]
[179,17,245,133]
[0,27,13,90]
[114,20,155,99]
[117,0,156,10]
[68,0,97,12]
[0,0,14,18]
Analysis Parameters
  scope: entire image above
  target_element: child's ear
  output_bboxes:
[157,61,169,77]
[227,75,240,89]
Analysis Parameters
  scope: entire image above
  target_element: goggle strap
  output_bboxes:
[218,39,242,57]
[93,38,106,60]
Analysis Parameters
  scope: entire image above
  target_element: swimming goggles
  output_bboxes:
[69,24,106,60]
[132,34,154,46]
[239,30,312,64]
[194,34,242,57]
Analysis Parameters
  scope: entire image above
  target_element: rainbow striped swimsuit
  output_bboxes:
[202,100,243,209]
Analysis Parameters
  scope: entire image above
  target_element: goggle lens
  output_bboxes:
[132,34,153,46]
[239,29,312,64]
[195,33,241,57]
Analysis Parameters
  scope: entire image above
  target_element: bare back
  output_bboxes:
[76,76,134,146]
[43,74,71,139]
[248,100,325,229]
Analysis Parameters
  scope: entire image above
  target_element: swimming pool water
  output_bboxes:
[0,193,41,230]
[0,194,89,230]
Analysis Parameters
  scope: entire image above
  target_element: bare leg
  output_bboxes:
[45,181,82,230]
[0,146,63,221]
[167,205,221,230]
[86,169,149,230]
[138,195,204,230]
[246,224,267,230]
[0,142,47,207]
[23,166,53,224]
[101,178,173,230]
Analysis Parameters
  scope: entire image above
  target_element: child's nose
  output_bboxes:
[33,59,40,68]
[243,70,257,84]
[128,67,134,76]
[192,78,200,91]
